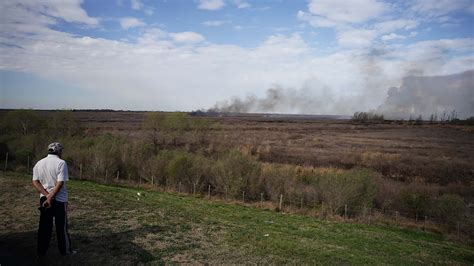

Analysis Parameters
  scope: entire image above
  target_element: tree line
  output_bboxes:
[353,110,474,125]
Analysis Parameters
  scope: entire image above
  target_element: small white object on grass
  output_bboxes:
[264,234,269,237]
[137,192,141,196]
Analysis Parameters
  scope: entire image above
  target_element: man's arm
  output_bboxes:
[32,180,49,197]
[32,180,64,206]
[32,164,49,198]
[47,181,64,200]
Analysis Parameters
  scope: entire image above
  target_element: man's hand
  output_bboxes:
[45,194,54,208]
[32,180,49,197]
[48,181,64,200]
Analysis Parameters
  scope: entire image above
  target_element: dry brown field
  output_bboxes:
[39,110,473,190]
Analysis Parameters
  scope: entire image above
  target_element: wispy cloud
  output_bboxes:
[337,29,376,47]
[169,31,205,43]
[374,19,419,33]
[411,0,474,17]
[0,0,99,26]
[298,1,424,47]
[234,0,250,9]
[130,0,143,10]
[130,0,154,15]
[381,33,406,41]
[307,0,389,25]
[197,0,225,11]
[202,20,229,27]
[120,17,145,30]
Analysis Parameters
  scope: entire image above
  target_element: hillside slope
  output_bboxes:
[0,173,472,265]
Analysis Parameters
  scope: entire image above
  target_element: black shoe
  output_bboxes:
[62,250,78,256]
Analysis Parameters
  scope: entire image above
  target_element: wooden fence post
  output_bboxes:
[178,181,182,193]
[344,205,348,219]
[4,152,8,172]
[423,216,427,232]
[225,187,228,200]
[105,170,108,183]
[242,191,245,203]
[208,185,211,198]
[193,182,196,195]
[368,208,372,225]
[151,175,154,186]
[457,222,460,239]
[260,192,264,206]
[116,171,120,182]
[79,164,83,179]
[279,194,283,212]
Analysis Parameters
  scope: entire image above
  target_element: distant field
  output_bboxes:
[77,110,474,186]
[8,110,473,185]
[1,173,473,265]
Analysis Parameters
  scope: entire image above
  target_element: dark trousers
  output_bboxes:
[37,196,73,256]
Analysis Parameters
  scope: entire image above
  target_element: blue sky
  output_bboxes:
[0,0,473,116]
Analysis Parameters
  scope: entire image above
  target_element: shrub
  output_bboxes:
[260,163,298,201]
[317,168,377,215]
[398,182,437,217]
[164,112,190,147]
[138,149,174,185]
[212,150,261,199]
[190,154,213,194]
[168,152,194,188]
[142,112,166,154]
[435,194,465,225]
[90,134,125,180]
[373,175,402,211]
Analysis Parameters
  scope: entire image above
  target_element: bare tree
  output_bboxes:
[143,112,166,154]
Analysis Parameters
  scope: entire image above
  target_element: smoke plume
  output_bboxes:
[377,70,474,119]
[209,70,474,119]
[209,82,340,115]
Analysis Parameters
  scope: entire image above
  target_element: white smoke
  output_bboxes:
[377,70,474,119]
[210,80,339,115]
[210,70,474,119]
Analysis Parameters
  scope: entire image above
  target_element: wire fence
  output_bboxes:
[3,156,472,243]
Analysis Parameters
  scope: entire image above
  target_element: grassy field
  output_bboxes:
[0,173,472,265]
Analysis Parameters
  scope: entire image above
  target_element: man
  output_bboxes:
[32,142,74,257]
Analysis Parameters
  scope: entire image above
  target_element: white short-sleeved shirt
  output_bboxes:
[32,154,69,202]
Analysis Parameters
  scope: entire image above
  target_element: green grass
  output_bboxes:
[1,172,473,265]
